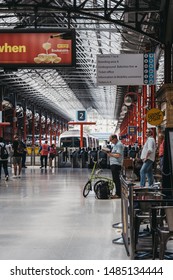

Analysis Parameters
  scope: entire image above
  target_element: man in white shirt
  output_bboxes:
[107,134,124,198]
[140,129,156,187]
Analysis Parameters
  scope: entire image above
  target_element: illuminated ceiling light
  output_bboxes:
[16,105,23,113]
[26,109,32,119]
[124,96,132,106]
[47,118,50,124]
[2,99,13,110]
[34,113,39,122]
[41,116,46,123]
[120,111,125,117]
[122,105,128,113]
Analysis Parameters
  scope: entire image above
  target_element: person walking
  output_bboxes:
[49,143,56,168]
[140,129,156,187]
[107,134,124,198]
[39,140,50,169]
[0,137,9,181]
[12,135,23,178]
[21,139,28,168]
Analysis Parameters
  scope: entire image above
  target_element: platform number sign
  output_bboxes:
[77,110,86,121]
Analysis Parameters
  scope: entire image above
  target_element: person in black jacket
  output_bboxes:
[21,139,27,168]
[12,135,23,178]
[0,137,9,181]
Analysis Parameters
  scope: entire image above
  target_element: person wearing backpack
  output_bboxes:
[0,137,9,181]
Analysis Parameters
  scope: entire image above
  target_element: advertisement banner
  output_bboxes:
[0,29,76,67]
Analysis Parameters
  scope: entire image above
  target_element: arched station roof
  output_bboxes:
[0,0,171,132]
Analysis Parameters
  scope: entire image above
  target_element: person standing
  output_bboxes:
[107,134,124,198]
[140,129,156,187]
[158,133,164,172]
[12,135,23,178]
[0,137,9,181]
[39,140,50,169]
[21,139,28,168]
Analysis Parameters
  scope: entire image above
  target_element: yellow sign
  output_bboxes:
[146,108,164,126]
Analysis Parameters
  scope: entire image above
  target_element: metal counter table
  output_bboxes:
[129,186,173,259]
[120,176,173,259]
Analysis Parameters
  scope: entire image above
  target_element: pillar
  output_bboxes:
[142,85,148,145]
[159,84,173,127]
[13,93,17,138]
[0,87,3,137]
[39,112,42,146]
[32,106,35,146]
[164,43,172,84]
[137,93,142,145]
[23,101,27,141]
[50,117,52,145]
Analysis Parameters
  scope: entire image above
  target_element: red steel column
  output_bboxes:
[150,85,156,140]
[80,123,84,148]
[23,102,27,141]
[0,89,3,137]
[150,85,156,109]
[54,121,57,145]
[45,115,48,141]
[142,85,147,145]
[50,118,52,145]
[32,107,35,147]
[39,113,42,146]
[13,93,17,138]
[57,122,60,139]
[137,93,142,145]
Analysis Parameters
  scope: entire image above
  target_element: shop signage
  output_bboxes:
[146,108,164,125]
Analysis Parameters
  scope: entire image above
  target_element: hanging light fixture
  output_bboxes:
[122,105,128,113]
[124,96,132,106]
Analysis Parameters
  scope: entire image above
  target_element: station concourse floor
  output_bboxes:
[0,166,129,260]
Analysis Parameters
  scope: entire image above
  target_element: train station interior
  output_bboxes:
[0,1,173,261]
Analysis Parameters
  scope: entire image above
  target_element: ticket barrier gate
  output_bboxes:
[71,151,80,168]
[87,150,98,169]
[78,149,88,168]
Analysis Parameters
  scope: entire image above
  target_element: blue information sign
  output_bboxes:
[143,53,155,85]
[128,126,137,135]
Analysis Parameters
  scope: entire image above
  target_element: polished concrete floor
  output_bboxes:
[0,166,129,260]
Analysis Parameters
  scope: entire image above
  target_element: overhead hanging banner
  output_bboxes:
[0,29,76,68]
[97,53,155,85]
